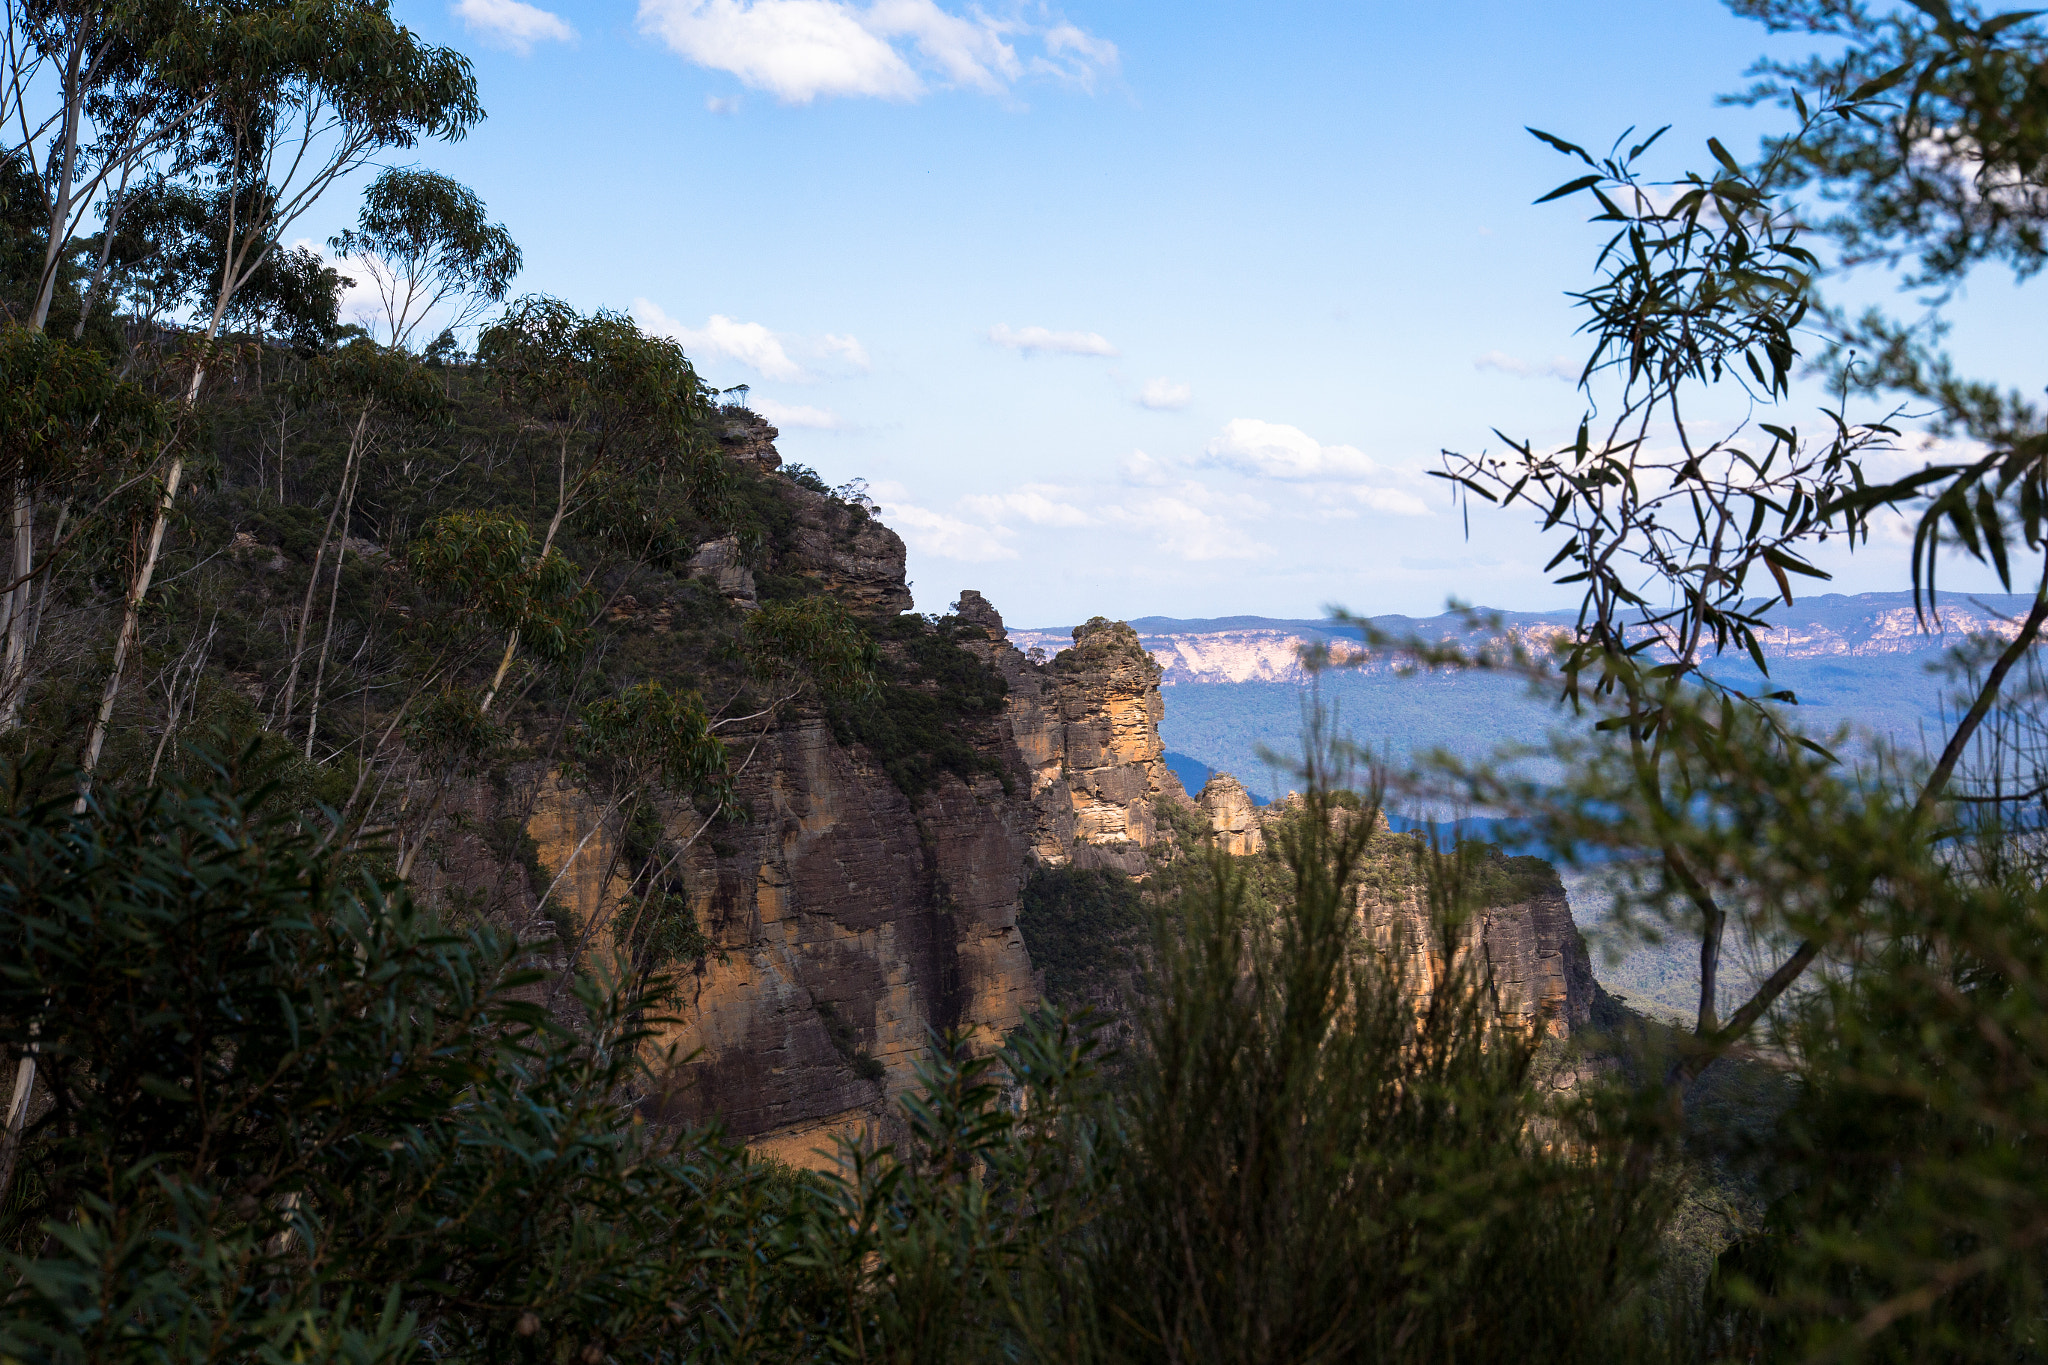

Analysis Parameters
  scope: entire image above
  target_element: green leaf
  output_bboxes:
[1526,127,1596,164]
[1762,546,1833,580]
[1847,61,1913,102]
[1535,174,1603,205]
[1980,9,2044,37]
[1707,137,1742,176]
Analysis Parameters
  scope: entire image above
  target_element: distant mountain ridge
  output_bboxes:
[1011,592,2035,687]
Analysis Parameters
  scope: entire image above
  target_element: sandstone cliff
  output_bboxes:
[959,599,1191,876]
[1194,773,1265,857]
[505,431,1187,1163]
[1253,796,1597,1042]
[488,419,1592,1163]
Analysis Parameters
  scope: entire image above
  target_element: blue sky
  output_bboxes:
[316,0,2034,626]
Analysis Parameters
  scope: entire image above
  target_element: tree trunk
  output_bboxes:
[277,405,371,732]
[0,486,31,731]
[304,447,364,758]
[77,456,185,799]
[76,265,237,797]
[27,30,88,333]
[0,1035,39,1212]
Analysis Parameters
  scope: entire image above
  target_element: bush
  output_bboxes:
[1018,864,1146,1006]
[827,613,1011,798]
[0,754,820,1363]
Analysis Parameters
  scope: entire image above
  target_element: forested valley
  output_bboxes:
[6,0,2048,1360]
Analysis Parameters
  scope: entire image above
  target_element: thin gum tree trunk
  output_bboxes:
[277,406,370,731]
[77,286,228,798]
[0,485,30,730]
[304,448,364,758]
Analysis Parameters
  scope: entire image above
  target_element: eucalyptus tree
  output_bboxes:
[472,298,724,712]
[1416,10,2048,1094]
[330,166,519,351]
[0,0,212,763]
[76,0,481,791]
[2,0,214,335]
[1394,0,2048,1346]
[394,509,589,881]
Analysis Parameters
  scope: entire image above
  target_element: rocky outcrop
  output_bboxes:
[641,714,1036,1165]
[1211,795,1596,1042]
[517,510,1182,1165]
[508,421,1591,1165]
[965,608,1191,876]
[685,534,757,609]
[1195,773,1264,856]
[1307,802,1596,1042]
[785,500,913,616]
[718,409,784,469]
[1356,878,1592,1041]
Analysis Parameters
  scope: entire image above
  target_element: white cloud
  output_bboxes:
[1132,495,1271,561]
[960,484,1098,527]
[987,323,1118,357]
[1475,350,1576,381]
[1038,21,1118,85]
[816,332,871,369]
[887,503,1019,561]
[753,398,846,429]
[451,0,575,53]
[661,309,804,380]
[1197,418,1431,516]
[706,94,742,112]
[1121,450,1172,485]
[898,470,1268,564]
[633,298,868,382]
[1204,418,1383,481]
[1138,377,1192,410]
[636,0,1113,104]
[1354,485,1431,517]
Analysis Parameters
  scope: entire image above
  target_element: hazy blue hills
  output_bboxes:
[1089,591,2031,1021]
[1021,591,2025,804]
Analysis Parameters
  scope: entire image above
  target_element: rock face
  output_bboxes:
[1351,848,1594,1042]
[1195,773,1265,856]
[685,535,757,609]
[718,409,784,470]
[507,421,1592,1163]
[988,616,1192,875]
[643,713,1037,1166]
[520,498,1182,1165]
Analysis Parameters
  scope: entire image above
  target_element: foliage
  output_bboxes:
[579,679,730,806]
[1703,808,2048,1361]
[1018,864,1146,1007]
[1067,775,1671,1363]
[827,613,1011,798]
[745,594,881,701]
[331,168,521,350]
[0,755,803,1364]
[1367,3,2048,1353]
[0,328,166,491]
[407,508,589,667]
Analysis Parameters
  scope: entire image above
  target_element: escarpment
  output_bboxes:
[456,419,1594,1161]
[1354,836,1595,1042]
[494,430,1195,1164]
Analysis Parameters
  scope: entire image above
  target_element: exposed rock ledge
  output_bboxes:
[509,422,1594,1164]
